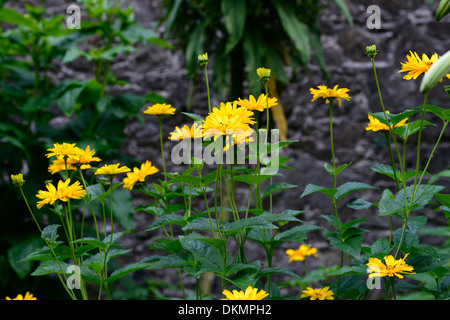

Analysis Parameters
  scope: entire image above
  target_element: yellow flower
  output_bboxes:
[399,51,450,80]
[202,101,255,139]
[256,67,271,81]
[202,101,255,151]
[235,94,278,112]
[300,287,334,300]
[123,160,159,190]
[310,85,351,107]
[285,244,318,263]
[221,286,269,300]
[48,145,102,174]
[95,163,131,178]
[366,253,415,279]
[68,145,102,167]
[5,292,37,300]
[365,111,408,132]
[36,179,86,209]
[11,173,24,187]
[143,103,176,117]
[168,122,203,140]
[46,142,79,159]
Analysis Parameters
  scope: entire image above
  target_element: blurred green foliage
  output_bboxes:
[0,0,168,298]
[161,0,353,101]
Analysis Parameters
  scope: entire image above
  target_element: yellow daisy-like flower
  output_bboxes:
[300,287,334,300]
[366,253,415,279]
[68,145,102,167]
[310,85,351,107]
[168,122,203,141]
[143,103,176,117]
[123,160,159,190]
[202,101,255,151]
[285,244,318,263]
[365,111,408,132]
[48,145,102,174]
[5,292,37,300]
[36,179,86,209]
[11,173,24,187]
[235,94,278,112]
[221,286,269,300]
[94,163,131,178]
[399,51,450,80]
[46,142,79,159]
[202,101,255,139]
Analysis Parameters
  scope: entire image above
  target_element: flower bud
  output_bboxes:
[365,45,379,59]
[420,49,450,93]
[11,173,24,187]
[435,0,450,21]
[256,67,271,83]
[198,52,209,68]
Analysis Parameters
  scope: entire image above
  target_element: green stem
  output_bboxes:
[204,66,211,113]
[159,117,167,183]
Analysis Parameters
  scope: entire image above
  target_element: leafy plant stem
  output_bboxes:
[203,66,211,113]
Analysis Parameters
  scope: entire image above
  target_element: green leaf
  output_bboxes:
[335,182,378,202]
[221,0,246,54]
[378,185,444,216]
[300,184,337,199]
[323,231,364,259]
[0,7,34,28]
[258,267,302,281]
[146,214,187,231]
[272,1,310,64]
[72,237,108,251]
[180,112,204,122]
[107,261,150,283]
[224,217,277,236]
[331,0,354,26]
[347,198,374,210]
[41,224,60,245]
[262,182,297,199]
[31,260,70,276]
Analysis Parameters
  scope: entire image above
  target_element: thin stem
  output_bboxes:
[159,117,167,183]
[204,66,211,113]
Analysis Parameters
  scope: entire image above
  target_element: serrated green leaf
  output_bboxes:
[335,182,378,202]
[146,214,187,231]
[72,237,108,250]
[300,184,337,199]
[262,182,297,199]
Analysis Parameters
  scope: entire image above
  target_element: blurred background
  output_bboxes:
[1,0,449,299]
